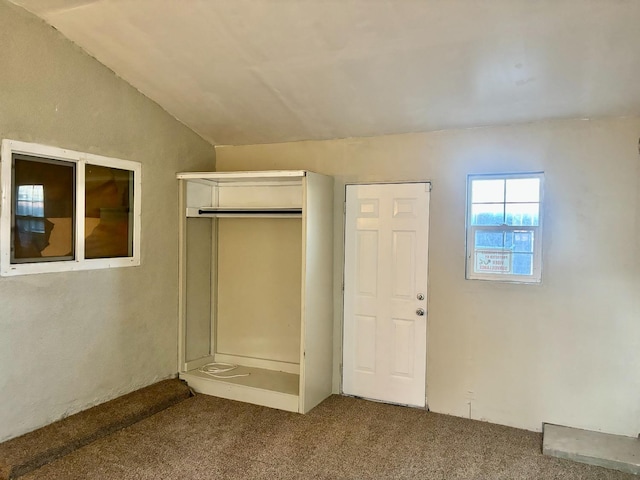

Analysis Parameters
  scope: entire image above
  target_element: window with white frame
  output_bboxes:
[1,139,141,276]
[466,173,543,283]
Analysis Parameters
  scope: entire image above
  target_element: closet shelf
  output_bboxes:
[177,170,306,183]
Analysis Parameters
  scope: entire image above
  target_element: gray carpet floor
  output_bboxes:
[22,394,635,479]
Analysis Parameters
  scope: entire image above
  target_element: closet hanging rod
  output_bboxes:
[197,207,302,215]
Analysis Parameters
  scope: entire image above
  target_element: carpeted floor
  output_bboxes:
[0,379,191,479]
[22,394,635,479]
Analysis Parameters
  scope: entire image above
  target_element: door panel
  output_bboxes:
[355,315,377,372]
[392,230,415,298]
[356,230,378,296]
[391,318,414,377]
[343,182,430,407]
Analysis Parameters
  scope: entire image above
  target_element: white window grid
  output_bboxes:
[465,172,544,283]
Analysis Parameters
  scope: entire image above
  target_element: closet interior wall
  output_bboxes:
[183,217,302,368]
[217,217,302,364]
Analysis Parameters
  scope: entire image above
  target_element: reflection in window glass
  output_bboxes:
[85,164,134,259]
[12,155,75,263]
[16,185,44,218]
[17,185,45,234]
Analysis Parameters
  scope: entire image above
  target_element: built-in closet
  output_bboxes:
[176,170,333,413]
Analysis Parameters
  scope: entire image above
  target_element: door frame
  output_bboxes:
[339,180,432,408]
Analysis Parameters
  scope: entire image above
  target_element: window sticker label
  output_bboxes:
[475,250,511,273]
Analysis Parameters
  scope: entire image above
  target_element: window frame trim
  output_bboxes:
[465,172,544,283]
[1,139,141,276]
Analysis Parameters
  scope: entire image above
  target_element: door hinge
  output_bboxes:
[343,201,346,214]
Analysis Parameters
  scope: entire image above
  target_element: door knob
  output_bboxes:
[416,308,425,316]
[417,293,425,300]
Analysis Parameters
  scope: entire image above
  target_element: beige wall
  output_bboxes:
[0,1,216,441]
[216,117,640,437]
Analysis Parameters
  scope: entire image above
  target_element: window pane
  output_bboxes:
[513,231,534,253]
[505,203,539,226]
[471,179,504,203]
[474,231,504,249]
[85,164,133,259]
[512,253,533,275]
[505,178,540,203]
[504,230,535,253]
[471,203,504,225]
[12,156,75,262]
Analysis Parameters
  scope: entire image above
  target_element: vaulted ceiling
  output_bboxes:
[11,0,640,146]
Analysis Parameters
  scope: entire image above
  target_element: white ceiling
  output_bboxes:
[12,0,640,146]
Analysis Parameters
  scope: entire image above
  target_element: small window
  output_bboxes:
[1,140,141,276]
[466,173,543,283]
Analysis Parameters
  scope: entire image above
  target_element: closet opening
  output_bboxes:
[177,171,333,413]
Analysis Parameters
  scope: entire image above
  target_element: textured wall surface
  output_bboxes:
[0,1,215,441]
[217,117,640,437]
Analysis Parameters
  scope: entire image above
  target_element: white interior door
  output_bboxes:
[342,182,430,407]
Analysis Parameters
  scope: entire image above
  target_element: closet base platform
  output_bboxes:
[179,366,300,413]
